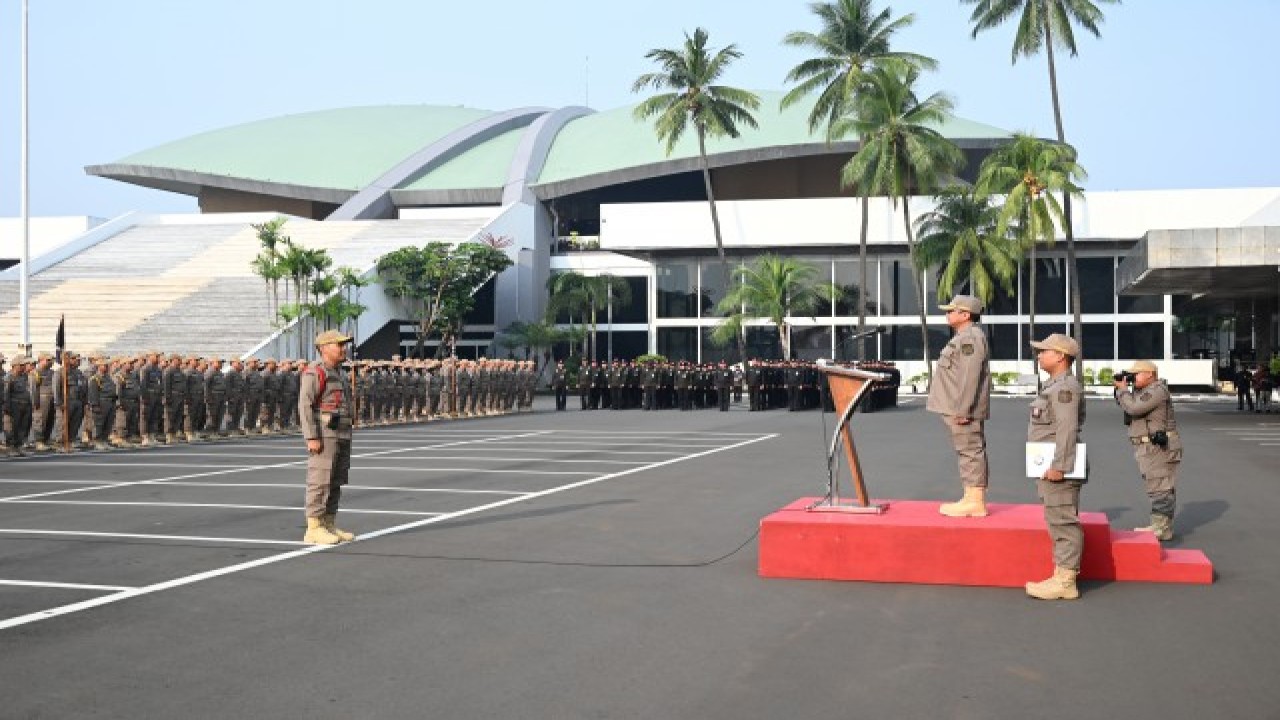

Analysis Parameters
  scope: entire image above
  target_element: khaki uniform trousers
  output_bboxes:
[306,437,351,517]
[941,415,989,489]
[1037,478,1084,571]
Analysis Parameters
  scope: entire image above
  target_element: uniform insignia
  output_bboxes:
[961,344,974,356]
[1057,390,1073,403]
[1140,391,1151,401]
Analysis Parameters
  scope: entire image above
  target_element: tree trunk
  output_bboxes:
[1045,19,1083,374]
[697,129,746,364]
[1028,244,1039,386]
[858,192,871,360]
[903,197,932,383]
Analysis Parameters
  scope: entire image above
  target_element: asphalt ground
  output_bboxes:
[1,394,1277,719]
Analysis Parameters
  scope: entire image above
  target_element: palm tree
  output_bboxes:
[974,133,1085,367]
[781,0,935,358]
[545,271,633,362]
[633,27,760,363]
[963,0,1120,366]
[712,254,841,361]
[914,188,1020,306]
[835,62,964,377]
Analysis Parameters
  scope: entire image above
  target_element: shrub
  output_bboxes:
[1097,367,1115,385]
[636,353,668,365]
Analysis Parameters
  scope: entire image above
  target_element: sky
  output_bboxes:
[2,0,1278,219]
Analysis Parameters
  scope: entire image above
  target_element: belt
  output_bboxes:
[1130,431,1178,445]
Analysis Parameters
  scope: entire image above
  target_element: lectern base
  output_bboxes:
[759,498,1213,587]
[807,499,889,515]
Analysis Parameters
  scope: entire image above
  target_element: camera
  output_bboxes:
[1115,371,1136,383]
[1149,430,1169,447]
[324,412,342,430]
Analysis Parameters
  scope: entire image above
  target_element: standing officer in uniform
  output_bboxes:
[114,356,143,447]
[279,359,301,432]
[1025,333,1086,601]
[224,358,246,437]
[5,356,34,457]
[260,359,280,433]
[927,295,993,517]
[204,357,228,438]
[715,361,733,411]
[577,361,592,410]
[162,353,186,443]
[52,351,87,452]
[87,355,116,451]
[185,357,207,441]
[300,330,356,545]
[243,358,264,435]
[30,353,56,452]
[1114,360,1181,541]
[140,350,164,447]
[551,360,568,410]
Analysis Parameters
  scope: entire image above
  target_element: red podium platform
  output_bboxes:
[759,498,1213,587]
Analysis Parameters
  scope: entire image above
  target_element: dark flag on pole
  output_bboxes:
[54,314,65,363]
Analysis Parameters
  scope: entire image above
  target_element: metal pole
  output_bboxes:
[20,0,31,354]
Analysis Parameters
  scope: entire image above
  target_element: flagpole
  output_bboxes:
[19,0,32,355]
[58,315,70,453]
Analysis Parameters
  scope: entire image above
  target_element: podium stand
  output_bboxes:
[811,364,890,514]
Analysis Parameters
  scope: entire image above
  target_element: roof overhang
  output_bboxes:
[1117,226,1280,298]
[85,164,355,205]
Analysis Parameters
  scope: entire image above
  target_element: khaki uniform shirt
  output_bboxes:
[299,363,354,441]
[926,324,991,420]
[1115,379,1182,478]
[1027,373,1086,478]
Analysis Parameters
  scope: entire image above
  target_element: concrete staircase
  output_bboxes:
[0,215,490,358]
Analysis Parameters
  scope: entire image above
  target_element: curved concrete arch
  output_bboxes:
[502,106,594,206]
[327,107,551,221]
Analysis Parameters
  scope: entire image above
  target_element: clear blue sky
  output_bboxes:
[2,0,1277,218]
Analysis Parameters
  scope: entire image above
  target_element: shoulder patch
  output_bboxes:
[1057,390,1074,403]
[961,344,975,356]
[1140,391,1152,401]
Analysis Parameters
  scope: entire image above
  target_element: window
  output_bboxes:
[883,326,948,361]
[1077,257,1115,314]
[1021,257,1067,315]
[1081,322,1114,361]
[657,327,697,362]
[880,258,922,316]
[835,259,878,317]
[700,328,733,364]
[1119,322,1164,359]
[746,326,781,360]
[611,276,648,324]
[986,323,1020,360]
[657,261,697,319]
[699,260,730,318]
[1119,293,1163,314]
[790,326,832,361]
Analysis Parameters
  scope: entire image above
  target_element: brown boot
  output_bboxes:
[303,517,341,545]
[1025,566,1080,600]
[322,513,355,542]
[939,486,989,517]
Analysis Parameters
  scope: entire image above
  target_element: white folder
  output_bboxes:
[1025,442,1087,479]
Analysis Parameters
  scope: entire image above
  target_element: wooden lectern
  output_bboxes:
[811,364,890,514]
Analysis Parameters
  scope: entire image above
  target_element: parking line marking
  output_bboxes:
[0,499,442,515]
[0,529,306,546]
[131,482,529,496]
[354,466,596,476]
[0,432,775,632]
[0,579,136,592]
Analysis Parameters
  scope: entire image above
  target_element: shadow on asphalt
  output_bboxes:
[1174,498,1229,540]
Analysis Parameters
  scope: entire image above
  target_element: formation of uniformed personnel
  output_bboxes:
[30,353,56,452]
[3,356,34,457]
[1113,360,1182,542]
[1025,333,1087,601]
[927,295,993,518]
[51,351,87,451]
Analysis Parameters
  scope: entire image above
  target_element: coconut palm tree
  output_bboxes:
[633,27,760,363]
[974,133,1085,365]
[712,254,841,361]
[914,188,1020,306]
[834,62,964,377]
[545,271,633,362]
[782,0,935,358]
[963,0,1120,364]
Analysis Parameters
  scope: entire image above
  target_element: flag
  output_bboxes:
[54,314,65,363]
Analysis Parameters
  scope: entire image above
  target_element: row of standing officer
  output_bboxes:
[925,294,1183,601]
[351,356,536,423]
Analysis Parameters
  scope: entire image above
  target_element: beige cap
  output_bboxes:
[939,294,984,314]
[11,354,31,365]
[1125,360,1159,373]
[1030,333,1081,358]
[315,329,352,347]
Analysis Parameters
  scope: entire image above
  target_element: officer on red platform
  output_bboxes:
[926,295,993,518]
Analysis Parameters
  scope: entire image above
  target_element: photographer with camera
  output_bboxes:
[1113,360,1181,542]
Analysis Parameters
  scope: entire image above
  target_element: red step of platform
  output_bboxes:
[759,499,1213,587]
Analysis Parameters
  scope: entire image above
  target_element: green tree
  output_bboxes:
[633,27,760,362]
[250,217,290,328]
[963,0,1120,363]
[835,62,964,376]
[545,271,633,362]
[914,188,1020,306]
[711,254,841,361]
[974,132,1085,350]
[782,0,935,357]
[495,320,564,383]
[375,241,513,358]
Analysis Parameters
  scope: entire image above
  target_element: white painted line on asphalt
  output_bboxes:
[400,447,688,456]
[474,440,727,448]
[0,431,549,504]
[354,466,596,476]
[0,431,776,632]
[1,462,258,469]
[0,500,441,516]
[0,479,129,485]
[367,455,650,465]
[0,529,305,546]
[152,482,529,496]
[0,579,136,592]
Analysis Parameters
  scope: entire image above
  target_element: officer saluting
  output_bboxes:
[1025,333,1086,601]
[299,330,357,545]
[1113,360,1181,541]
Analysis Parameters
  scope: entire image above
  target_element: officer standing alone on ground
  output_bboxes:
[1025,333,1086,601]
[927,295,993,517]
[1114,360,1181,542]
[300,330,357,545]
[551,360,568,411]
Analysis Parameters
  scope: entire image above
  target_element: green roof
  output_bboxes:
[534,90,1011,186]
[114,105,496,190]
[402,126,525,191]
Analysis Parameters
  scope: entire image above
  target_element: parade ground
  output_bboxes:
[1,394,1277,719]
